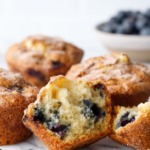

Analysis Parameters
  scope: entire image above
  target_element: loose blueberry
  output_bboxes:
[116,11,128,21]
[145,9,150,18]
[98,23,117,33]
[109,16,122,24]
[116,111,136,129]
[116,18,135,34]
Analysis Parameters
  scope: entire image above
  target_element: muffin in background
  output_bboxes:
[66,53,150,107]
[0,68,38,145]
[6,35,83,88]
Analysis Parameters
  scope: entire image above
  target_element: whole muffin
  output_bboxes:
[6,35,83,88]
[66,53,150,106]
[23,76,111,150]
[0,68,38,145]
[110,102,150,150]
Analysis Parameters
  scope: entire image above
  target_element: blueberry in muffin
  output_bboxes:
[23,76,111,150]
[0,68,38,145]
[110,102,150,150]
[66,53,150,106]
[5,35,83,88]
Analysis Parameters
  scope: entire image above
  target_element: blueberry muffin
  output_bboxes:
[23,76,111,150]
[6,35,83,88]
[0,68,38,145]
[110,102,150,150]
[66,53,150,106]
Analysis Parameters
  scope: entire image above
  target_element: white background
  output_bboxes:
[0,0,150,65]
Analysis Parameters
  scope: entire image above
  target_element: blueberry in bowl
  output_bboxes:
[95,9,150,62]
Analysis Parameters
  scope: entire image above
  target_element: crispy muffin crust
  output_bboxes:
[23,75,112,150]
[110,102,150,150]
[6,35,83,88]
[0,68,38,145]
[66,53,150,106]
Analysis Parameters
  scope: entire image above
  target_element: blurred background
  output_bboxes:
[0,0,150,63]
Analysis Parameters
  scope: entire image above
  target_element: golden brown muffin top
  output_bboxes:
[7,35,83,68]
[0,68,38,106]
[66,53,150,95]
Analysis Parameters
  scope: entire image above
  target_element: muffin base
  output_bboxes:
[0,107,32,145]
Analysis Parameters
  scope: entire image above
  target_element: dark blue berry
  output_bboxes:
[116,18,136,34]
[135,16,148,31]
[116,112,136,129]
[51,61,63,69]
[33,108,45,123]
[94,84,105,98]
[145,9,150,18]
[116,11,128,21]
[49,124,69,139]
[82,100,105,123]
[94,84,104,90]
[83,99,93,108]
[26,68,45,81]
[140,27,150,35]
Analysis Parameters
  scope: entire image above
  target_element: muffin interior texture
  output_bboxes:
[32,76,109,141]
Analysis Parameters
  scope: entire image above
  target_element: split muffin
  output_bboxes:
[66,53,150,106]
[0,68,38,145]
[23,76,111,150]
[6,35,83,88]
[110,102,150,150]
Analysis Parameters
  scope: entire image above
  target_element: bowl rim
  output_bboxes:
[95,23,150,38]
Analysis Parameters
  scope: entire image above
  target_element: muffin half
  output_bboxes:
[110,102,150,150]
[23,76,111,150]
[66,53,150,106]
[0,68,38,145]
[6,35,83,88]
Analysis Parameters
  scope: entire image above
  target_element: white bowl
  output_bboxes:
[95,28,150,62]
